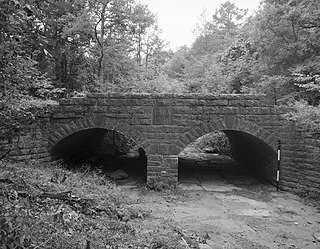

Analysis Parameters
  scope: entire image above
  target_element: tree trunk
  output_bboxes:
[100,7,106,92]
[95,2,109,92]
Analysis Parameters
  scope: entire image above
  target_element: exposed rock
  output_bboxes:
[204,148,219,153]
[199,243,212,249]
[110,169,129,180]
[313,233,320,242]
[179,151,236,163]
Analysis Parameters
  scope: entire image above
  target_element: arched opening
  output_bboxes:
[178,130,277,190]
[224,130,277,183]
[51,128,147,184]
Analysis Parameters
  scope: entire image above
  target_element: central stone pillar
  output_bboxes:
[147,155,178,184]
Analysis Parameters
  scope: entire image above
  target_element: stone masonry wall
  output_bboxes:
[280,128,320,193]
[1,93,319,194]
[47,93,282,184]
[0,115,52,163]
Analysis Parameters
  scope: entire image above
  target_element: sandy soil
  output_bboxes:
[121,166,320,249]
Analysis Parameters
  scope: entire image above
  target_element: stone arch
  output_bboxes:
[176,117,279,184]
[49,115,148,183]
[175,117,279,154]
[49,115,146,148]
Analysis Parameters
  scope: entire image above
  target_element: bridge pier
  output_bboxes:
[147,154,179,184]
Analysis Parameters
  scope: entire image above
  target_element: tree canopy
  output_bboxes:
[1,0,320,147]
[162,0,320,104]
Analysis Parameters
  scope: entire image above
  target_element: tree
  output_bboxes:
[191,1,248,57]
[171,1,250,94]
[0,0,59,159]
[30,0,86,91]
[291,56,320,105]
[81,0,167,92]
[218,36,263,93]
[212,1,248,41]
[244,0,320,102]
[130,3,156,66]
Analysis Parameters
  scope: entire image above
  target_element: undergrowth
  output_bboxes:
[145,175,181,195]
[284,100,320,133]
[192,131,231,156]
[297,188,320,211]
[0,160,188,248]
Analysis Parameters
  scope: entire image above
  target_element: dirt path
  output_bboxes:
[123,175,320,249]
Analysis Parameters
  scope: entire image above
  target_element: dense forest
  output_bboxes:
[1,0,320,139]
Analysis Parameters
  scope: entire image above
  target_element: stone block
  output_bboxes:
[147,166,163,173]
[205,99,229,106]
[159,144,169,155]
[132,118,152,125]
[184,132,197,143]
[168,144,181,155]
[179,133,190,145]
[172,106,188,114]
[224,115,237,129]
[148,155,163,161]
[175,140,188,151]
[219,107,239,115]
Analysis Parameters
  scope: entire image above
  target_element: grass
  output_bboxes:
[3,159,319,248]
[0,160,188,249]
[297,188,320,211]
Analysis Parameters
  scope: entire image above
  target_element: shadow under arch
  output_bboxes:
[49,116,148,183]
[177,118,278,184]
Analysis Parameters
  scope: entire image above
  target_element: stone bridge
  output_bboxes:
[3,93,320,192]
[48,93,285,185]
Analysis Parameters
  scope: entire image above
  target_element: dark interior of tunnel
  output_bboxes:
[51,128,147,184]
[178,130,277,186]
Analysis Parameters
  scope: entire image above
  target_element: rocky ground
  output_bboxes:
[118,153,320,249]
[125,172,320,249]
[1,159,320,249]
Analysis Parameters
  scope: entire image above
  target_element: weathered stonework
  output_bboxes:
[1,93,320,194]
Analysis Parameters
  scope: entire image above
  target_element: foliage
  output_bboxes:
[291,56,320,105]
[3,0,320,160]
[2,0,320,97]
[284,100,320,132]
[245,0,320,97]
[0,161,154,248]
[65,0,168,92]
[0,0,62,159]
[0,0,168,158]
[162,1,249,94]
[192,132,232,156]
[1,0,169,96]
[242,75,291,104]
[212,0,248,41]
[134,71,187,94]
[146,175,179,193]
[0,161,204,248]
[297,189,320,211]
[148,233,184,249]
[163,0,320,111]
[219,37,261,93]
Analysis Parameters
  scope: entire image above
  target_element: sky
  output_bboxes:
[138,0,262,50]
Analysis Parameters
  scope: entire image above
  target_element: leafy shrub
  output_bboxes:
[0,161,152,248]
[284,100,320,132]
[146,175,178,193]
[192,131,231,156]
